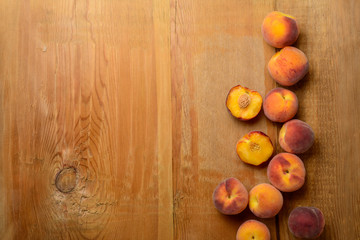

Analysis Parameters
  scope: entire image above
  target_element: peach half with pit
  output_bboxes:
[288,207,325,239]
[249,183,283,218]
[236,131,274,166]
[268,46,309,86]
[226,85,263,120]
[236,220,270,240]
[279,119,315,154]
[267,153,306,192]
[263,87,298,123]
[261,11,299,48]
[212,178,249,215]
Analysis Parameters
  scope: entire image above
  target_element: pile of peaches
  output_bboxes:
[213,12,325,240]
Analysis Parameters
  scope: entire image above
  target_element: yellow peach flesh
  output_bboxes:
[236,132,274,166]
[226,86,262,120]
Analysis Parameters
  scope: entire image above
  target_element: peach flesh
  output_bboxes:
[236,131,274,166]
[226,85,263,120]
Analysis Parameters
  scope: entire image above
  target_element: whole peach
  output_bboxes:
[263,88,298,122]
[267,153,306,192]
[212,178,248,215]
[249,183,283,218]
[279,119,314,154]
[236,220,270,240]
[288,207,325,239]
[268,46,309,86]
[261,11,299,48]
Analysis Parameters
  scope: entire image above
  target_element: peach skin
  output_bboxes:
[226,85,263,120]
[236,131,274,166]
[288,207,325,239]
[261,11,299,48]
[236,220,270,240]
[267,153,306,192]
[279,119,314,154]
[249,183,283,218]
[268,46,309,86]
[212,178,248,215]
[263,88,298,122]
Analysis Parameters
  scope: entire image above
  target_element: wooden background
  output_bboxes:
[0,0,359,239]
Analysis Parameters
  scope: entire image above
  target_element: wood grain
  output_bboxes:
[274,1,360,239]
[171,0,279,239]
[0,0,172,239]
[0,0,359,239]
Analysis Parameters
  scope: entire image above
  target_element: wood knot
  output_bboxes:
[55,167,78,193]
[238,94,250,108]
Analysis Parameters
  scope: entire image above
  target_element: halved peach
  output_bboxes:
[236,131,274,166]
[226,85,263,120]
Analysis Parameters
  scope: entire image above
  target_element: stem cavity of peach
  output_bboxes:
[238,94,250,109]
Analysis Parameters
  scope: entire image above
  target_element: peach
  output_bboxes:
[267,153,306,192]
[249,183,283,218]
[268,46,309,86]
[236,220,270,240]
[288,207,325,239]
[236,131,274,166]
[212,178,249,215]
[261,11,299,48]
[279,119,314,154]
[226,85,263,120]
[263,88,298,122]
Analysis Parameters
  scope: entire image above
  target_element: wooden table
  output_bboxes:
[0,0,359,239]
